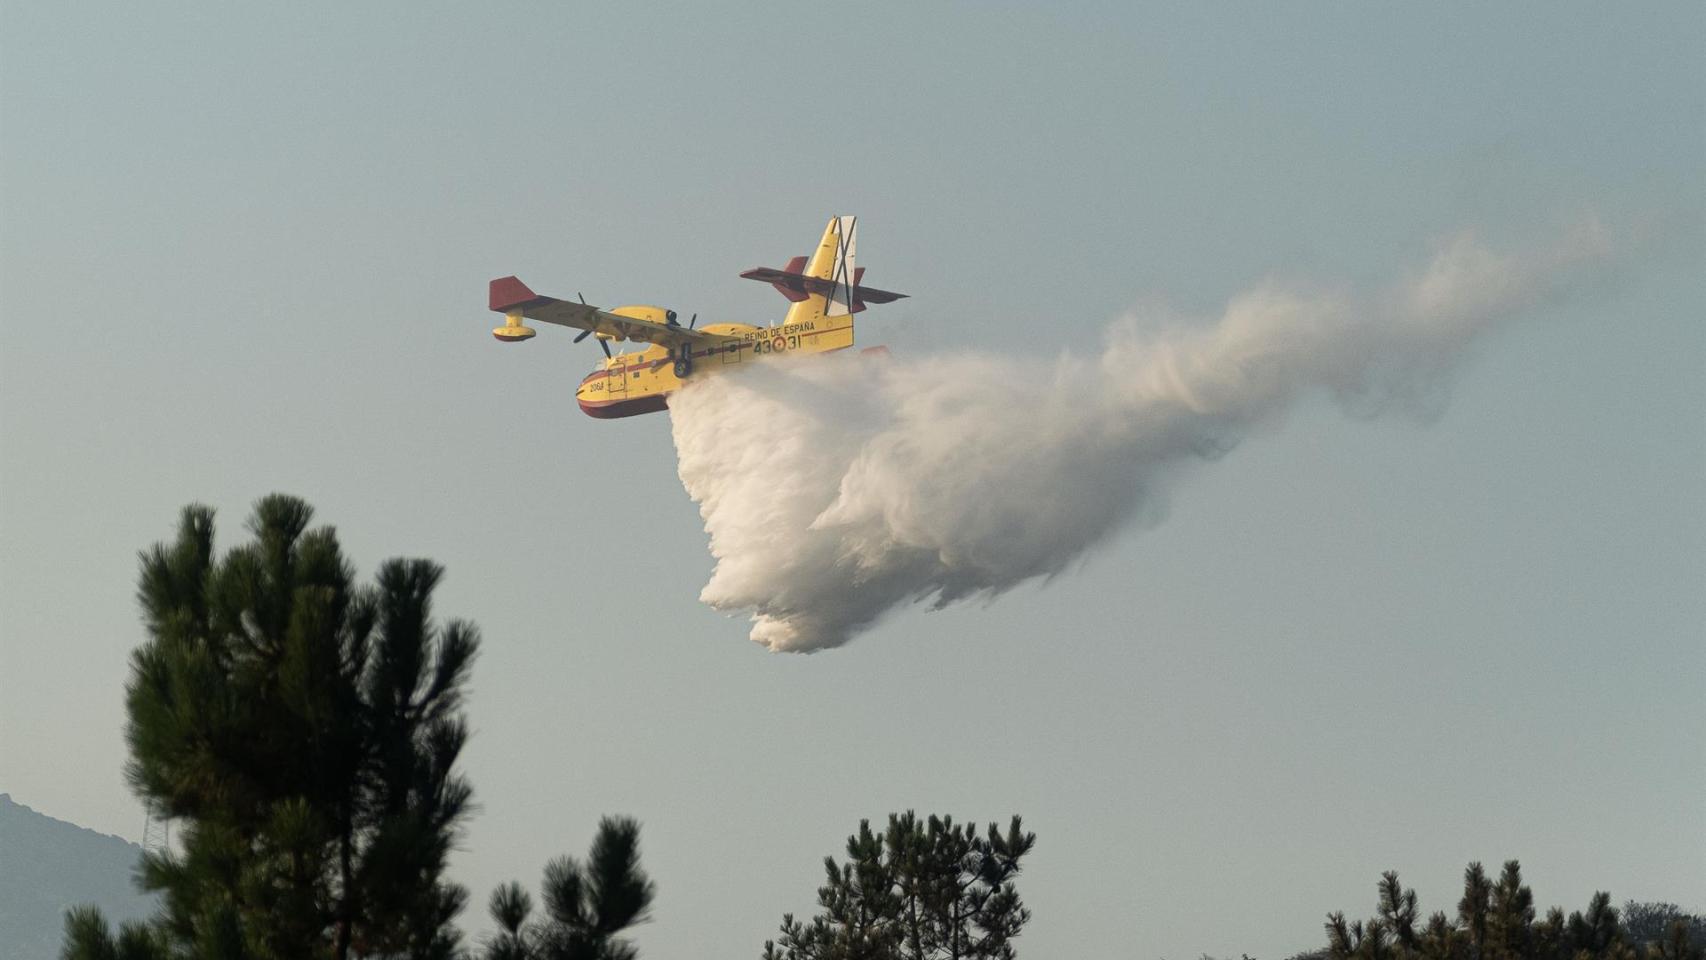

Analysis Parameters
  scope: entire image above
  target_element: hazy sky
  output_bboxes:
[2,3,1702,957]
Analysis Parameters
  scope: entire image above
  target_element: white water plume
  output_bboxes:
[669,225,1613,651]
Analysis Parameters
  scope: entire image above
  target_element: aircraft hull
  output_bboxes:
[577,392,671,419]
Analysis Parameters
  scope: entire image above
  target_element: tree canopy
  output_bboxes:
[761,812,1035,960]
[481,816,656,960]
[1322,861,1701,960]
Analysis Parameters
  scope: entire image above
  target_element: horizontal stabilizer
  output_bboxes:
[738,266,907,313]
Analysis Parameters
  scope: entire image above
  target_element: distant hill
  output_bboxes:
[0,793,158,960]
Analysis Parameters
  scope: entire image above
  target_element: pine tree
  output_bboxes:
[1566,893,1630,960]
[481,816,656,960]
[1380,871,1421,953]
[761,812,1035,960]
[65,496,479,960]
[1459,863,1493,960]
[1487,862,1534,960]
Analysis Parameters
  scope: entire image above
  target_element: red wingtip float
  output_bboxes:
[486,216,907,418]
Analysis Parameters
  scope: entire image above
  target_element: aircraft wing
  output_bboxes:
[489,276,738,350]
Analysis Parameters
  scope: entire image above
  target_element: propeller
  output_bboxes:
[574,326,612,357]
[569,292,612,358]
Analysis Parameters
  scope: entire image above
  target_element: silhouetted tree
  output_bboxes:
[65,496,478,960]
[1624,904,1706,960]
[481,816,656,960]
[1488,861,1535,960]
[61,906,168,960]
[761,812,1035,960]
[1323,861,1696,960]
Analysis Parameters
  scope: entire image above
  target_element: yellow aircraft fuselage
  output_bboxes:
[575,315,852,418]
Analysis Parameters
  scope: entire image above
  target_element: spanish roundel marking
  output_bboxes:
[772,336,786,352]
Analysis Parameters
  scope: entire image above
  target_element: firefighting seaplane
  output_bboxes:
[488,216,906,418]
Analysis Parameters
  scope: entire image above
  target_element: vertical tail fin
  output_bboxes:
[784,215,856,326]
[824,215,856,319]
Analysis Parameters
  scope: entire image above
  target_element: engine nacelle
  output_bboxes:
[608,305,675,327]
